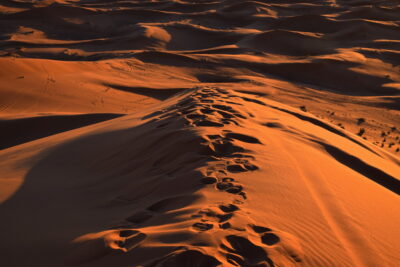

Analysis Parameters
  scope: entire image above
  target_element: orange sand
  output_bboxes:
[0,0,399,266]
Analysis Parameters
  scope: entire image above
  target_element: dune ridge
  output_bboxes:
[1,87,399,266]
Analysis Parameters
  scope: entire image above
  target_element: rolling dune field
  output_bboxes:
[0,0,399,266]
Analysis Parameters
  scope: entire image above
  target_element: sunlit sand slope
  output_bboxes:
[0,87,399,266]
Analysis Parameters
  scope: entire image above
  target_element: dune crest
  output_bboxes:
[1,87,399,266]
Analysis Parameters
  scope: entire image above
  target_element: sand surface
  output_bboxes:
[0,0,399,266]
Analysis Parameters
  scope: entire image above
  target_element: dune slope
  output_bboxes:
[0,87,399,266]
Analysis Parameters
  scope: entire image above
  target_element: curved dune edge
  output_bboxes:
[1,0,399,151]
[0,87,399,266]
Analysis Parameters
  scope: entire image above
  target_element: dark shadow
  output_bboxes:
[132,51,207,68]
[219,58,397,96]
[379,96,400,111]
[196,73,251,83]
[0,113,123,150]
[236,90,267,97]
[0,117,207,266]
[104,84,184,100]
[320,142,400,195]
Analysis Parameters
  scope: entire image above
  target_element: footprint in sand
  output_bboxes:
[192,200,243,232]
[219,203,239,213]
[250,224,281,246]
[250,224,303,263]
[67,229,147,264]
[221,235,274,266]
[192,222,214,231]
[117,229,147,251]
[201,176,218,184]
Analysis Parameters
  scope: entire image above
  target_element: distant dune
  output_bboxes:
[0,0,399,266]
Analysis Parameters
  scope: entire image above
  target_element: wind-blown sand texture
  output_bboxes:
[0,0,399,266]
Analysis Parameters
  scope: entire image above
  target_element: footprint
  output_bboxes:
[250,225,272,234]
[225,132,262,144]
[225,100,243,106]
[227,164,248,173]
[216,181,233,190]
[227,163,258,172]
[216,88,228,94]
[194,207,235,225]
[200,99,214,103]
[250,225,280,245]
[212,104,236,112]
[219,204,239,213]
[194,120,224,127]
[232,112,247,119]
[219,222,231,229]
[229,153,255,158]
[208,134,224,140]
[192,222,213,231]
[186,113,206,120]
[250,225,303,262]
[200,139,245,158]
[201,176,217,184]
[215,110,235,119]
[180,107,197,115]
[213,141,245,156]
[210,104,247,120]
[67,229,147,264]
[221,235,274,266]
[200,107,215,114]
[216,181,244,195]
[118,230,147,251]
[240,96,267,106]
[226,185,243,194]
[234,158,249,164]
[197,208,217,218]
[217,213,233,222]
[221,118,240,126]
[222,177,235,182]
[244,163,259,171]
[238,192,247,199]
[261,232,280,246]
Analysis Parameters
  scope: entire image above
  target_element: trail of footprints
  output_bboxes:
[110,87,297,265]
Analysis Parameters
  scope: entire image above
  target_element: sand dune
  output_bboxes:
[0,0,399,266]
[1,87,399,266]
